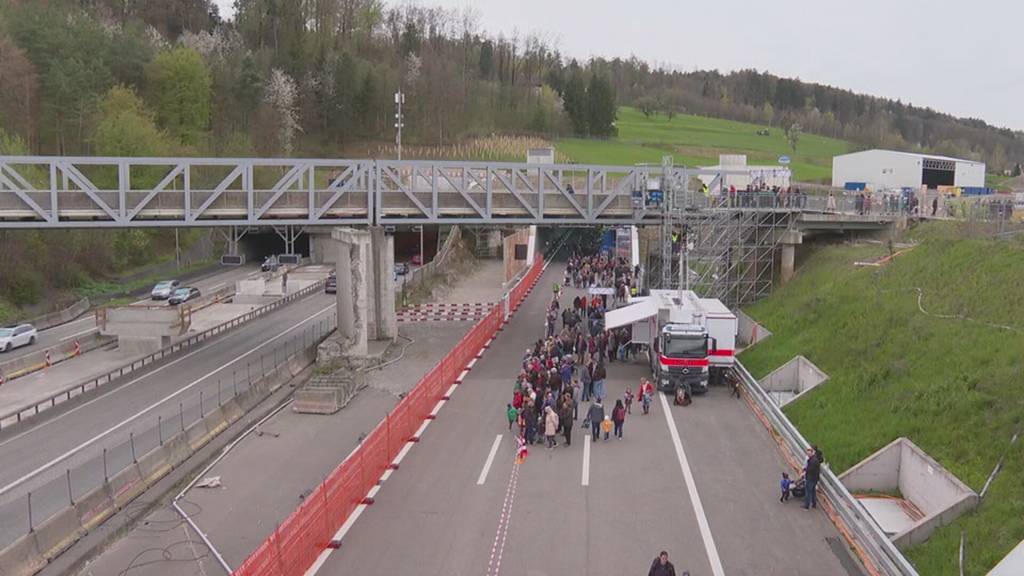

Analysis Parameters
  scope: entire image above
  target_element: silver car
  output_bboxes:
[151,280,181,300]
[0,324,37,352]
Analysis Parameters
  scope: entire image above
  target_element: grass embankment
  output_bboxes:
[739,223,1024,575]
[558,107,852,182]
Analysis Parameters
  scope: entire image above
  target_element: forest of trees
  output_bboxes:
[0,0,1019,170]
[0,0,1021,312]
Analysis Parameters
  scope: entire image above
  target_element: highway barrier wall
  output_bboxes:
[232,253,548,576]
[0,330,113,385]
[0,280,326,432]
[0,310,337,576]
[17,298,90,332]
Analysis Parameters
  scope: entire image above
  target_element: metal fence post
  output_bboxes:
[66,469,74,505]
[200,391,205,418]
[247,361,251,385]
[261,355,265,377]
[130,432,137,463]
[158,415,163,445]
[218,379,222,406]
[103,448,108,482]
[179,402,185,432]
[27,491,33,533]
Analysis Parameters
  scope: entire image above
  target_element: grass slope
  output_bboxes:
[739,224,1024,575]
[557,107,853,182]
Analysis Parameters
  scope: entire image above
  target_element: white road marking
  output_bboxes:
[0,302,336,497]
[659,392,725,576]
[58,327,100,342]
[581,433,591,486]
[477,434,503,485]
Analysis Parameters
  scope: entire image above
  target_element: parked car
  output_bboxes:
[394,262,410,276]
[151,280,181,300]
[325,271,337,294]
[168,287,201,305]
[261,255,280,272]
[0,324,37,352]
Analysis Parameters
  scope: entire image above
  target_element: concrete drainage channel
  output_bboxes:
[0,311,338,576]
[0,279,327,431]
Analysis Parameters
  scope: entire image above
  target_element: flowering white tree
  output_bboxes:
[264,69,301,155]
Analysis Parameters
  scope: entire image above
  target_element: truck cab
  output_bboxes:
[654,323,710,394]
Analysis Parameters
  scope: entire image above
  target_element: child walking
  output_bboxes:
[780,472,792,502]
[640,378,653,415]
[601,415,613,441]
[624,386,633,414]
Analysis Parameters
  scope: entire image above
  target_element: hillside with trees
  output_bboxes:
[0,0,1021,314]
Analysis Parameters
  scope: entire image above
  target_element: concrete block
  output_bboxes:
[74,485,114,532]
[136,445,172,485]
[163,433,193,469]
[0,533,45,576]
[108,465,145,510]
[293,389,340,414]
[221,399,244,424]
[202,407,229,438]
[102,306,186,338]
[184,419,211,452]
[33,505,85,561]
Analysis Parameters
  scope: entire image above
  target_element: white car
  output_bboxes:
[0,324,37,352]
[151,280,181,300]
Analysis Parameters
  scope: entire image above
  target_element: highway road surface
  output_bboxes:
[0,264,262,363]
[0,290,336,549]
[308,263,863,576]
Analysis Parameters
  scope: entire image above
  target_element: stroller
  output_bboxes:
[790,477,807,499]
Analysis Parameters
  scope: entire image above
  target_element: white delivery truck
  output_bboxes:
[604,289,736,394]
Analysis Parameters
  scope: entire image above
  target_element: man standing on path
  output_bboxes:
[587,398,605,442]
[803,446,821,510]
[649,551,676,576]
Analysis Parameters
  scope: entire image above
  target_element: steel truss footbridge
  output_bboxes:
[0,156,762,228]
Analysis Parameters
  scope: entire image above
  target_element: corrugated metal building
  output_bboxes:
[832,149,985,191]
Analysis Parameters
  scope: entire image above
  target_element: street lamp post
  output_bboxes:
[394,91,405,160]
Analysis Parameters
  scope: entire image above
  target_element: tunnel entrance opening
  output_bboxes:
[239,229,310,262]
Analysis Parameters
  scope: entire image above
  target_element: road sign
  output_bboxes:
[778,155,791,165]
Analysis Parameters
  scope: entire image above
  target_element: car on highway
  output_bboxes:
[394,262,410,276]
[150,280,181,300]
[0,324,37,352]
[261,255,280,272]
[168,287,201,305]
[325,271,337,294]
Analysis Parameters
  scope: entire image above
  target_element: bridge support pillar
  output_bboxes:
[779,229,803,284]
[330,227,396,359]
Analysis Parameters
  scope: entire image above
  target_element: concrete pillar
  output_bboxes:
[335,237,355,343]
[781,244,796,283]
[372,227,397,339]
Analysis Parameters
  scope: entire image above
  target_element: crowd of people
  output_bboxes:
[510,249,651,459]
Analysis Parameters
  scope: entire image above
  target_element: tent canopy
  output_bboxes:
[604,299,658,331]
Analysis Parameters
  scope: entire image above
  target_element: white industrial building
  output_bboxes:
[832,149,986,191]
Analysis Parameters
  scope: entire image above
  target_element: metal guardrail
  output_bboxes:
[0,278,328,431]
[733,360,919,576]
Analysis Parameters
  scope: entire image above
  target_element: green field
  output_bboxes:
[557,107,853,182]
[739,223,1024,575]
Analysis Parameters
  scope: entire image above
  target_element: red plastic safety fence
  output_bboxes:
[232,258,545,576]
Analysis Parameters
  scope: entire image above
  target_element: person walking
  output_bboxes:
[507,403,518,431]
[612,399,626,439]
[559,395,573,447]
[592,361,607,401]
[544,405,559,449]
[523,401,538,446]
[587,398,605,442]
[803,446,821,510]
[648,551,676,576]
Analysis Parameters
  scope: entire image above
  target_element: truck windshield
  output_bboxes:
[663,336,707,358]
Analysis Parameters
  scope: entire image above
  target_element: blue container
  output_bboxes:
[844,182,867,191]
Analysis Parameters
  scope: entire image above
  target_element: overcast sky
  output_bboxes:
[213,0,1023,131]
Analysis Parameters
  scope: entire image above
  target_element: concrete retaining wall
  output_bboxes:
[0,330,114,383]
[0,346,319,575]
[100,306,187,338]
[840,437,979,550]
[737,309,772,349]
[760,355,829,406]
[19,298,90,332]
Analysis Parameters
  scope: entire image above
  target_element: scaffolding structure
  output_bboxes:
[646,167,794,308]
